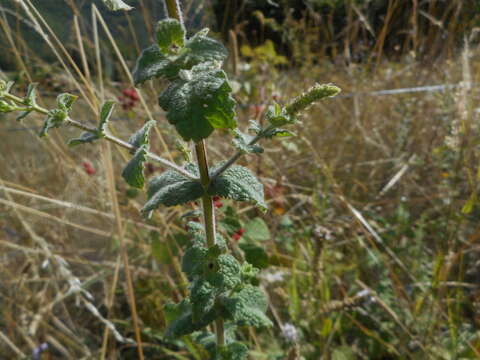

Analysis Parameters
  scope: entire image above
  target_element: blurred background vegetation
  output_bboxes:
[1,0,480,359]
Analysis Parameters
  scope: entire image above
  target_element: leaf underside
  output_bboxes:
[142,168,203,213]
[209,165,266,211]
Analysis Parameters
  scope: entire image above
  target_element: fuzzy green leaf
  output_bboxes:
[209,165,266,211]
[68,132,100,147]
[232,130,263,154]
[159,65,236,142]
[39,93,77,137]
[16,111,32,122]
[24,83,38,107]
[40,109,67,137]
[57,93,77,111]
[156,19,185,54]
[133,45,179,84]
[239,243,269,269]
[182,29,228,67]
[223,285,272,328]
[101,0,133,11]
[182,245,208,280]
[98,101,115,137]
[142,168,203,213]
[205,254,242,292]
[264,128,295,138]
[218,342,248,360]
[133,27,228,85]
[164,299,216,338]
[0,80,14,97]
[193,327,244,359]
[190,279,216,323]
[121,144,148,189]
[265,102,294,127]
[248,120,262,134]
[128,120,155,149]
[67,101,114,146]
[0,100,17,113]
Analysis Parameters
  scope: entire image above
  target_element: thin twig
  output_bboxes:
[210,125,275,181]
[2,92,198,180]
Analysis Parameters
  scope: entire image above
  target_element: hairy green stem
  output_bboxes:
[215,318,225,347]
[194,141,216,246]
[165,0,227,349]
[2,92,197,181]
[164,0,184,27]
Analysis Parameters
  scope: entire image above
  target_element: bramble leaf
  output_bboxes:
[156,18,185,54]
[159,65,236,142]
[101,0,133,11]
[121,144,148,189]
[223,285,272,328]
[128,120,155,149]
[232,130,263,154]
[142,168,203,213]
[209,165,266,211]
[133,26,228,84]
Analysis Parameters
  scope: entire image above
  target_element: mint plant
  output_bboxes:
[0,0,340,357]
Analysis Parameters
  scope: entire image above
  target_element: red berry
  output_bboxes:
[145,163,155,175]
[82,161,96,176]
[212,196,223,209]
[122,88,132,97]
[129,89,140,101]
[231,228,245,241]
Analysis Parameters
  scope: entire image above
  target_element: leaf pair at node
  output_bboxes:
[68,101,115,146]
[40,93,77,137]
[141,163,266,216]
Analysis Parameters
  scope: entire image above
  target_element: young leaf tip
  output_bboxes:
[156,18,186,54]
[286,83,341,116]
